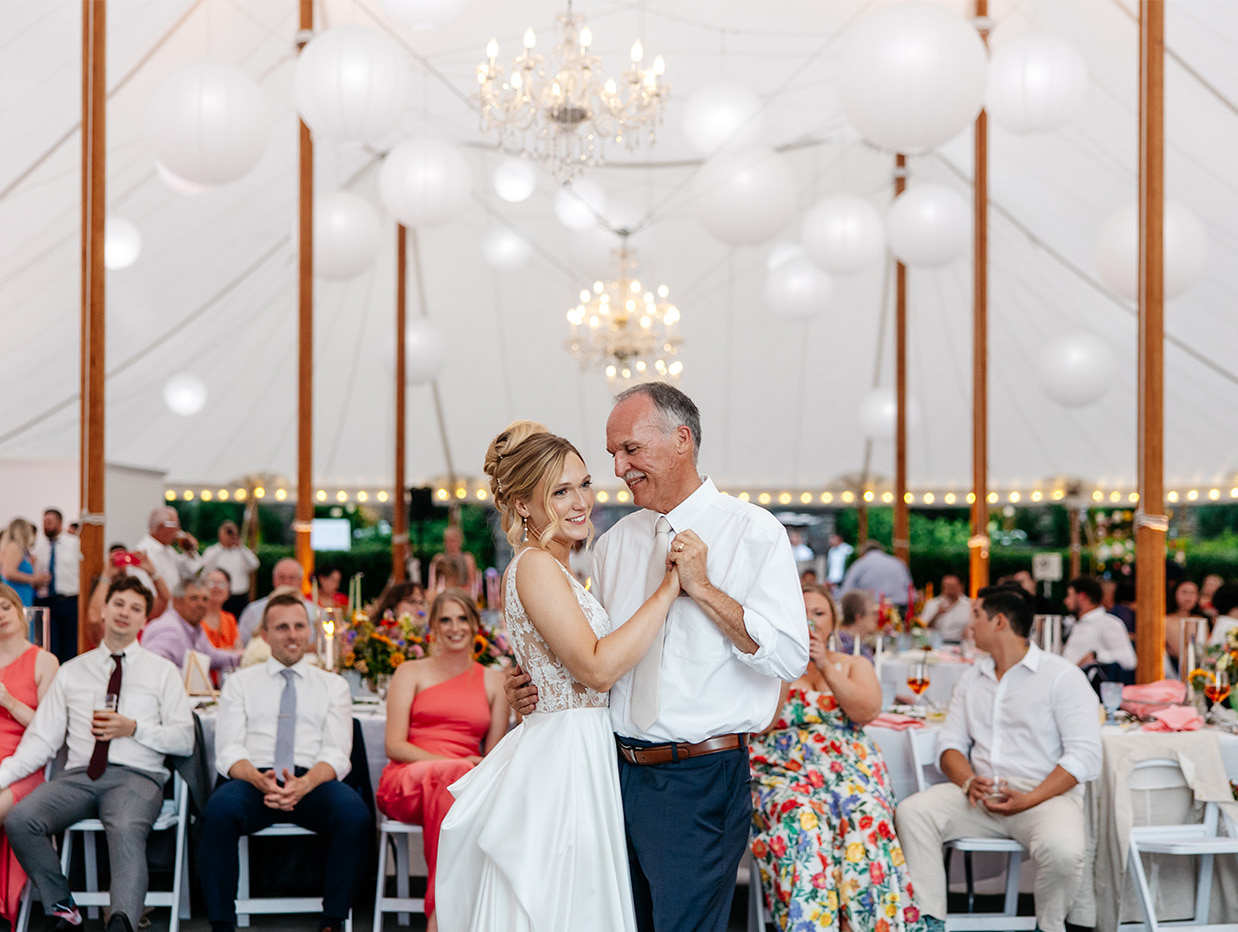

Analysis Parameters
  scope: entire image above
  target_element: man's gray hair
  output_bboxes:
[172,576,207,599]
[148,505,175,533]
[614,382,702,462]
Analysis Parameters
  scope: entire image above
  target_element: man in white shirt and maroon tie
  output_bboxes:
[510,383,809,932]
[895,583,1103,932]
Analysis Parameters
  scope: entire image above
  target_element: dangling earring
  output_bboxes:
[521,514,528,542]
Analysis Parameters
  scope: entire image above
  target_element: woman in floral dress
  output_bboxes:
[750,583,922,932]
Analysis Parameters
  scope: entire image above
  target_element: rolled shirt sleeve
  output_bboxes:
[731,528,810,681]
[1050,666,1103,785]
[135,662,196,758]
[935,669,977,766]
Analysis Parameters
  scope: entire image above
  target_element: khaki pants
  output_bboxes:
[895,781,1086,932]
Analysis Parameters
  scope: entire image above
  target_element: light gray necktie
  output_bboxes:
[273,668,297,779]
[630,516,672,731]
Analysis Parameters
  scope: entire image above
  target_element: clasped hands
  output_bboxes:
[964,775,1033,815]
[664,530,708,596]
[253,768,312,811]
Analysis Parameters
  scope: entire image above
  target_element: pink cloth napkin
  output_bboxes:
[1121,679,1186,720]
[869,712,926,731]
[1143,704,1204,732]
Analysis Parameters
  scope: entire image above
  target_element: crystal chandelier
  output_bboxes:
[565,243,682,385]
[474,3,669,181]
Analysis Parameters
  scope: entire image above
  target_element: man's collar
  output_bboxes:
[979,641,1040,679]
[663,475,715,531]
[97,639,141,661]
[264,655,309,677]
[1080,606,1106,622]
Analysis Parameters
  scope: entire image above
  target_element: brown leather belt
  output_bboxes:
[616,733,747,766]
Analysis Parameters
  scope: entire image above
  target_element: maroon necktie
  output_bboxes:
[87,654,124,781]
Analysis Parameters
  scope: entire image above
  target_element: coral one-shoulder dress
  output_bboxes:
[0,646,44,921]
[375,663,490,920]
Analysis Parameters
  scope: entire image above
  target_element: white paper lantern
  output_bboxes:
[104,218,142,271]
[493,157,536,203]
[147,63,269,186]
[858,387,920,440]
[295,26,409,143]
[379,138,471,229]
[986,33,1087,134]
[155,160,210,196]
[682,81,764,156]
[314,191,382,279]
[765,257,835,319]
[1095,200,1209,301]
[839,2,988,153]
[405,318,448,383]
[554,180,607,231]
[1037,332,1116,407]
[801,196,885,274]
[378,0,467,29]
[886,184,970,268]
[766,242,805,273]
[482,226,532,270]
[693,148,795,247]
[163,374,208,417]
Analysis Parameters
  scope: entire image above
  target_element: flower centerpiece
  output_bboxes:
[340,610,428,691]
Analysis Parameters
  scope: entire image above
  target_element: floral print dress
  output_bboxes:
[749,687,922,932]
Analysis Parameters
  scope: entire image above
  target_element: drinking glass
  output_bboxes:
[1205,666,1231,710]
[1099,681,1124,724]
[907,654,931,706]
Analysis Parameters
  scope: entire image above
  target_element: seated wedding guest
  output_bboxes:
[1164,578,1208,672]
[202,568,241,649]
[0,584,59,926]
[32,508,81,662]
[1062,575,1136,678]
[201,522,260,616]
[896,584,1102,932]
[1199,573,1224,620]
[427,526,477,597]
[376,589,510,932]
[1207,583,1238,646]
[372,582,428,623]
[236,559,311,646]
[750,582,919,931]
[200,591,370,932]
[1100,578,1136,637]
[0,519,49,608]
[86,552,171,644]
[836,590,878,658]
[840,540,911,611]
[313,565,348,610]
[0,576,194,932]
[921,573,971,644]
[143,578,241,675]
[135,507,202,590]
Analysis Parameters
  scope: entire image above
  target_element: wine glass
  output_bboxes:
[907,654,931,706]
[1099,681,1124,724]
[1204,666,1230,712]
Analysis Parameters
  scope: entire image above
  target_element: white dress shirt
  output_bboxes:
[936,643,1102,795]
[0,641,194,788]
[826,542,853,585]
[32,533,81,597]
[215,657,352,779]
[202,543,261,595]
[595,477,809,744]
[1062,607,1137,670]
[136,534,203,588]
[922,595,972,643]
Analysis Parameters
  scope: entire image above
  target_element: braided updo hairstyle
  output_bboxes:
[484,420,592,549]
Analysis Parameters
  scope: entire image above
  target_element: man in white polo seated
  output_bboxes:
[895,583,1102,932]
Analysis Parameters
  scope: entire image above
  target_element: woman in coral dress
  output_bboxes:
[750,583,923,932]
[201,568,240,649]
[376,589,510,932]
[0,583,60,923]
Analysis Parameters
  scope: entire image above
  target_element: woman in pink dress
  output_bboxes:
[376,589,510,932]
[0,582,60,923]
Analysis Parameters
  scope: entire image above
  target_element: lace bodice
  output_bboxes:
[504,549,610,713]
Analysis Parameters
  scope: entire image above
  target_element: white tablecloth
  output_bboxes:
[878,656,973,707]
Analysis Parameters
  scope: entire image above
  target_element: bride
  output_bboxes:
[436,421,680,932]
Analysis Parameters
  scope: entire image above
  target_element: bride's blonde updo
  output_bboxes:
[484,420,591,548]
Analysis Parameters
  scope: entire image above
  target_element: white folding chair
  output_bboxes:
[372,820,427,932]
[236,824,354,932]
[743,849,774,932]
[906,728,1035,931]
[1123,757,1238,932]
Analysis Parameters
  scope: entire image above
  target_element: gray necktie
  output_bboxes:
[273,668,297,779]
[630,516,672,731]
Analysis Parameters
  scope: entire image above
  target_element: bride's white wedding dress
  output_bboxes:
[436,548,637,932]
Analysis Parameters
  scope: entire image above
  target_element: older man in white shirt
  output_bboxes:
[895,584,1102,932]
[1063,575,1137,675]
[135,506,202,590]
[920,573,971,644]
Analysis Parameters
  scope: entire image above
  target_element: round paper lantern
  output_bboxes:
[314,191,381,279]
[839,2,988,153]
[986,33,1087,134]
[295,26,409,143]
[379,138,471,229]
[801,196,885,273]
[554,179,607,231]
[147,62,269,186]
[1037,332,1116,407]
[163,374,208,417]
[378,0,467,29]
[1095,200,1209,301]
[482,226,531,270]
[682,81,764,155]
[693,147,795,247]
[405,318,447,383]
[858,388,920,440]
[886,184,970,268]
[493,157,536,203]
[765,257,834,319]
[155,160,210,196]
[104,218,141,271]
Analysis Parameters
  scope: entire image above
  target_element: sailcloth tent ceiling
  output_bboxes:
[1,0,1236,500]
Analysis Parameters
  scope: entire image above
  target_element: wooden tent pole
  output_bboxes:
[79,0,106,651]
[969,0,991,598]
[294,0,315,590]
[392,225,409,583]
[893,153,909,568]
[1135,0,1166,684]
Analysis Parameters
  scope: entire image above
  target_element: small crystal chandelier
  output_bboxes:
[565,242,683,385]
[474,2,669,181]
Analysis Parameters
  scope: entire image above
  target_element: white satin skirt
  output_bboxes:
[436,706,637,932]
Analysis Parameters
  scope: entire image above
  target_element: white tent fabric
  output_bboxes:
[1,0,1235,500]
